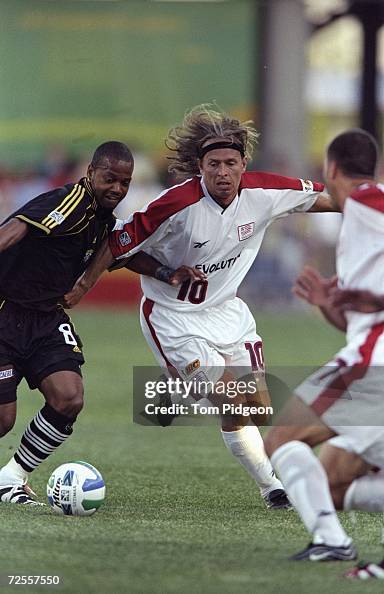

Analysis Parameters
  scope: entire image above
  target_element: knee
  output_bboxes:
[0,412,16,437]
[48,385,84,418]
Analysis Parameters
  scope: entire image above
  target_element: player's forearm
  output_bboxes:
[309,193,340,213]
[81,239,114,291]
[124,251,172,280]
[319,304,347,332]
[0,218,28,252]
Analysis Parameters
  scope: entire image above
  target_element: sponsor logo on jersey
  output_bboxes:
[47,210,66,225]
[73,346,82,353]
[119,231,132,247]
[300,179,314,193]
[185,359,200,375]
[195,252,241,275]
[238,222,255,241]
[193,240,210,248]
[0,368,13,380]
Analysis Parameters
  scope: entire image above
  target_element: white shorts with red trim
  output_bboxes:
[295,322,384,465]
[140,296,264,390]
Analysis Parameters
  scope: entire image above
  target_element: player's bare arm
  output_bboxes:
[293,265,346,331]
[64,240,207,308]
[308,193,340,212]
[330,288,384,313]
[64,239,114,308]
[0,218,28,252]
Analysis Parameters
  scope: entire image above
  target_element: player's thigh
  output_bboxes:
[264,395,335,456]
[319,441,369,486]
[140,301,225,386]
[24,311,85,392]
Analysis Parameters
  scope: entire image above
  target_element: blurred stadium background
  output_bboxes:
[2,0,383,310]
[2,2,384,592]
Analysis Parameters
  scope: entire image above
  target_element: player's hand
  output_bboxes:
[63,276,90,309]
[330,288,384,313]
[293,265,337,306]
[168,266,207,286]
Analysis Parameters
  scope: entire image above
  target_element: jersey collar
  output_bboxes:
[82,177,98,210]
[200,178,239,214]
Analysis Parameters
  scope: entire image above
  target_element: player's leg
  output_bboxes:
[218,317,289,508]
[140,299,287,507]
[0,310,84,503]
[264,396,356,560]
[322,432,384,513]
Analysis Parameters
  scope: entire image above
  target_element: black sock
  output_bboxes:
[14,404,75,473]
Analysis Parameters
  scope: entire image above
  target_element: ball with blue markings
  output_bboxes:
[47,461,105,516]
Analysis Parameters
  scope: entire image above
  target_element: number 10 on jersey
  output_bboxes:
[177,279,208,304]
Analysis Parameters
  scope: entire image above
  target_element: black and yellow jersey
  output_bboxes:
[0,177,115,311]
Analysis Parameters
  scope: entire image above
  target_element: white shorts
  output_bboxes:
[295,323,384,466]
[140,296,264,389]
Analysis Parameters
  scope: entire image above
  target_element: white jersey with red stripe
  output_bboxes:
[110,172,323,311]
[336,183,384,355]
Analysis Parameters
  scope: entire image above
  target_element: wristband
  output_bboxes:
[154,265,175,284]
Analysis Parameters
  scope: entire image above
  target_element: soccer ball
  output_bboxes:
[47,461,105,516]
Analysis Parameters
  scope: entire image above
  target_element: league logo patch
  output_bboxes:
[0,367,13,381]
[185,359,200,375]
[238,222,255,241]
[47,210,65,225]
[119,231,132,247]
[300,179,314,193]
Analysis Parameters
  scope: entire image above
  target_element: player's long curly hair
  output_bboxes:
[166,104,259,179]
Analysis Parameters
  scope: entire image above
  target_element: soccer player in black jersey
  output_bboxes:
[0,141,201,505]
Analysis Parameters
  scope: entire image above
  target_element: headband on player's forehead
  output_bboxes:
[198,141,245,159]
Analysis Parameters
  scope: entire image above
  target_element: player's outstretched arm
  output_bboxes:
[125,254,206,285]
[331,288,384,313]
[64,239,114,308]
[308,193,340,212]
[0,218,28,252]
[293,265,346,332]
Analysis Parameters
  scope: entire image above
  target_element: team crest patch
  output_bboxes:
[47,210,65,225]
[300,179,314,193]
[119,231,132,247]
[185,359,200,375]
[238,222,255,241]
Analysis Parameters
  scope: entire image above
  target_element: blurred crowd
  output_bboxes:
[0,146,341,310]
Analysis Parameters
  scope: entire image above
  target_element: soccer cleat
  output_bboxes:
[345,559,384,579]
[290,540,357,562]
[0,484,45,506]
[264,488,292,510]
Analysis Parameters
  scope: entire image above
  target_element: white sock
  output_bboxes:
[221,425,283,496]
[271,441,351,546]
[0,456,29,486]
[344,472,384,512]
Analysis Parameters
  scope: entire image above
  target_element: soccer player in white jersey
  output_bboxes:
[66,104,336,510]
[265,128,384,564]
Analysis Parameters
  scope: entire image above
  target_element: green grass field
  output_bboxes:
[0,309,383,594]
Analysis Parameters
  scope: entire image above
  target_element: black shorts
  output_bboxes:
[0,301,85,404]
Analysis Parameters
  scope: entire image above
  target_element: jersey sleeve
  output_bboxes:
[110,211,173,260]
[14,183,87,236]
[109,177,204,260]
[241,172,324,220]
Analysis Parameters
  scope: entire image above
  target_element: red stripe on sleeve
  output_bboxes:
[240,171,324,192]
[110,177,204,258]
